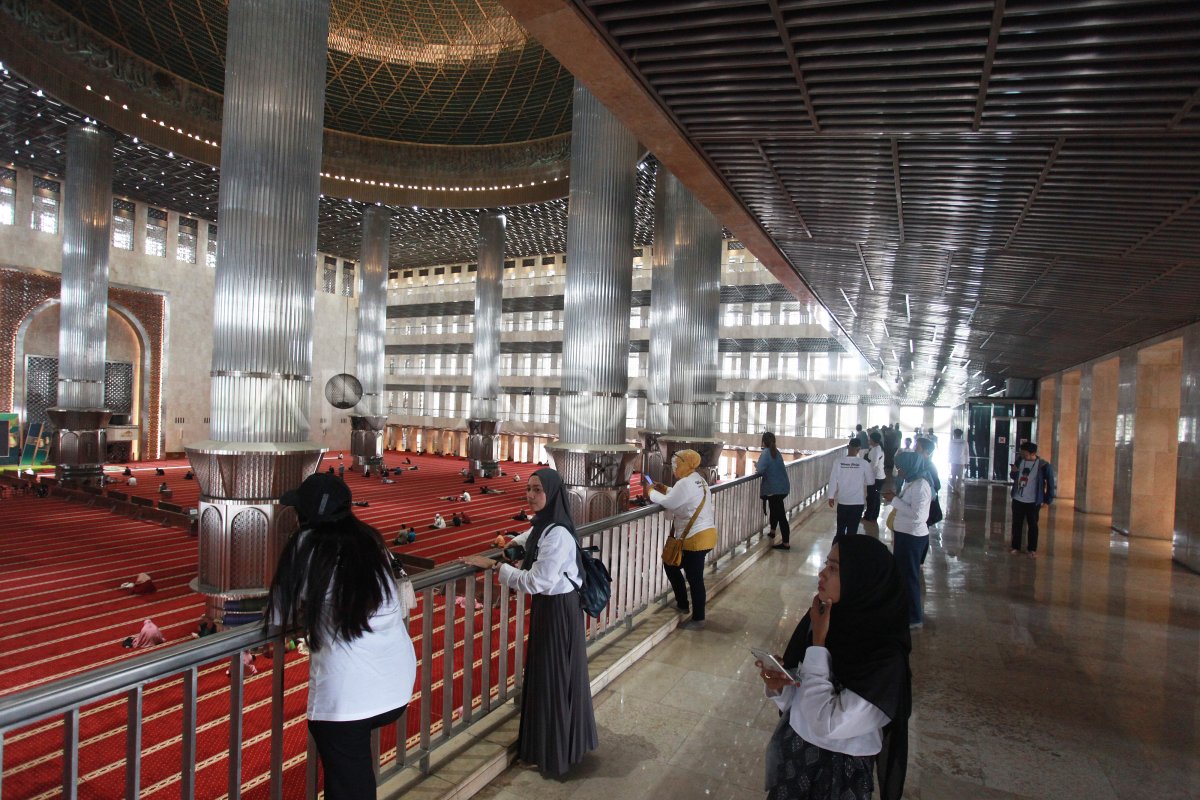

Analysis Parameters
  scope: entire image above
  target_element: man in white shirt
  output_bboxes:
[863,431,886,520]
[827,438,875,538]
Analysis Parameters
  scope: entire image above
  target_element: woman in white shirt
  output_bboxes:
[883,451,934,628]
[266,474,417,800]
[761,535,911,800]
[463,468,598,775]
[646,450,718,630]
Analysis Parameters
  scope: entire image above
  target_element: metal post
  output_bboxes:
[467,212,505,477]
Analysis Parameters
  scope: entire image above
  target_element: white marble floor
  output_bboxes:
[473,485,1200,799]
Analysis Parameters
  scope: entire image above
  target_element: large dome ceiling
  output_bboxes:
[46,0,574,146]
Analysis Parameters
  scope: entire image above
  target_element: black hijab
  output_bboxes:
[521,467,576,569]
[781,535,912,800]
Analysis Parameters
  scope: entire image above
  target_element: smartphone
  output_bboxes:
[749,647,791,677]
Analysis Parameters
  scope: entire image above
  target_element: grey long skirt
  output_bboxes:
[517,590,599,776]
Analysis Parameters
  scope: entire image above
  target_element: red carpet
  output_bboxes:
[2,451,645,798]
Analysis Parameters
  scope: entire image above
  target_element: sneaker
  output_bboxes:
[680,619,706,631]
[909,622,923,630]
[1010,549,1021,555]
[771,543,791,550]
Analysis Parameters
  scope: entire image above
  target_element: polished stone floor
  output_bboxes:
[474,485,1200,799]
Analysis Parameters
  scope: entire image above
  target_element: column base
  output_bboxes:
[660,437,724,485]
[350,416,386,467]
[546,443,640,523]
[185,441,326,623]
[639,430,668,485]
[47,407,112,487]
[467,418,502,477]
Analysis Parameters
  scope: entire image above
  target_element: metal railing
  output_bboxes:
[0,447,841,800]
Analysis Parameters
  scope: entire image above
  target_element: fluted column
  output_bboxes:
[657,170,724,484]
[549,80,639,522]
[350,205,390,467]
[467,211,505,477]
[48,125,113,485]
[640,172,674,483]
[186,0,330,624]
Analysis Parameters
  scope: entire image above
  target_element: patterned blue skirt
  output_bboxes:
[765,715,875,800]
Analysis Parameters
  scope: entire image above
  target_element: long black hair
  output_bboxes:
[761,431,780,459]
[264,515,394,651]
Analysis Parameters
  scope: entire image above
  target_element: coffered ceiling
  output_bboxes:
[507,0,1200,402]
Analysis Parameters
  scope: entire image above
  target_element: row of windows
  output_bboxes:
[384,390,886,439]
[1,175,357,294]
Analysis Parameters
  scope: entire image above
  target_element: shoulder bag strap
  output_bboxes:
[677,480,708,540]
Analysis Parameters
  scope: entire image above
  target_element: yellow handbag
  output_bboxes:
[662,486,706,567]
[886,508,897,531]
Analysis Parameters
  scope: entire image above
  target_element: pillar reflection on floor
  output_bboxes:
[472,483,1199,800]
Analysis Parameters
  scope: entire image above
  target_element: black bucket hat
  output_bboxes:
[280,473,352,524]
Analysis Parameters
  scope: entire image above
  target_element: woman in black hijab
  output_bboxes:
[463,467,598,775]
[759,535,911,800]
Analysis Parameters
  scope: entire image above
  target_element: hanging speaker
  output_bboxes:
[324,373,363,410]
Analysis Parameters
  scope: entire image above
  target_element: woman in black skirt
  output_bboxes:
[463,467,598,775]
[758,535,911,800]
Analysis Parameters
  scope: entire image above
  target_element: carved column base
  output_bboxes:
[639,430,668,485]
[350,415,386,467]
[467,418,501,477]
[47,408,112,487]
[185,441,325,626]
[546,443,640,523]
[660,437,724,485]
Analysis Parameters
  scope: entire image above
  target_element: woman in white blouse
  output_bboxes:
[463,468,598,775]
[646,449,718,629]
[882,450,934,628]
[760,535,911,800]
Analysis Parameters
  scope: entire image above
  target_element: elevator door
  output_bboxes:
[989,417,1036,481]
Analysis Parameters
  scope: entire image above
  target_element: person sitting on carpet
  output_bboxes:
[127,476,138,487]
[460,491,471,503]
[512,509,529,521]
[432,513,447,529]
[194,615,218,638]
[184,471,194,480]
[464,475,475,484]
[460,512,472,524]
[158,482,170,494]
[122,618,165,648]
[451,513,462,527]
[404,457,412,465]
[406,527,417,544]
[123,466,132,477]
[120,573,156,594]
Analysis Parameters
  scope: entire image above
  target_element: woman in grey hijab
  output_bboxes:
[463,467,598,774]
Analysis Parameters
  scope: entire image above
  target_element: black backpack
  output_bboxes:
[566,540,612,619]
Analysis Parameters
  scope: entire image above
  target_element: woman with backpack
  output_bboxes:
[756,432,792,549]
[462,467,598,775]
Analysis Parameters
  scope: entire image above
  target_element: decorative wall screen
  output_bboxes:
[24,356,135,426]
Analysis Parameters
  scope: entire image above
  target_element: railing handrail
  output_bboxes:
[0,445,842,733]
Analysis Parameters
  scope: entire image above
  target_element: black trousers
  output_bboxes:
[308,705,406,800]
[1011,500,1041,552]
[664,548,711,620]
[835,504,865,539]
[765,494,790,544]
[864,479,884,520]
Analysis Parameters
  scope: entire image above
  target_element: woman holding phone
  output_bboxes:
[758,535,911,800]
[645,450,717,629]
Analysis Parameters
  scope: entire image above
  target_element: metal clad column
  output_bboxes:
[659,171,724,483]
[186,0,330,625]
[467,212,505,477]
[351,205,391,467]
[640,167,672,483]
[549,80,639,522]
[48,125,114,485]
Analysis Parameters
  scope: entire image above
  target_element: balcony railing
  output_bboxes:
[0,448,841,800]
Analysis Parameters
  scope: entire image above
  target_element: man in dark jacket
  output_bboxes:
[1009,442,1056,556]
